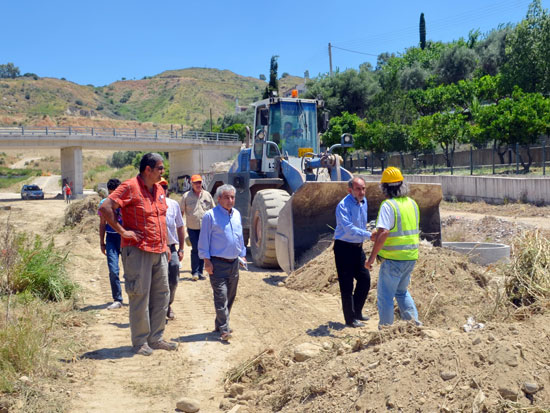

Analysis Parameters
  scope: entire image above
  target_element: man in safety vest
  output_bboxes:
[365,167,421,327]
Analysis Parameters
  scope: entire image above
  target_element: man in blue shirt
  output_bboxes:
[333,176,372,328]
[198,184,246,341]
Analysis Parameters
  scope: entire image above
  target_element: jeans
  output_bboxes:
[377,259,419,326]
[187,228,204,276]
[106,232,122,302]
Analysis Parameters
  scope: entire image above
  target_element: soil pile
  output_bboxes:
[233,316,550,412]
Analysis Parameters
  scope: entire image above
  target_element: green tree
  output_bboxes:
[436,44,478,84]
[321,111,360,149]
[223,123,247,142]
[419,13,426,50]
[263,55,279,99]
[501,0,550,94]
[259,74,266,81]
[0,63,20,79]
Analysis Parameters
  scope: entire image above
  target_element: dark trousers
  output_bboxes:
[209,257,239,334]
[333,239,371,324]
[168,244,179,305]
[187,228,204,276]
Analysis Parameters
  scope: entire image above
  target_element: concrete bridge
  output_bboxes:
[0,126,241,196]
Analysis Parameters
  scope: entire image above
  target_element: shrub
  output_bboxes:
[9,235,75,301]
[96,105,104,111]
[75,100,83,106]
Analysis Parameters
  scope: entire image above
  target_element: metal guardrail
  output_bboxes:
[0,126,239,142]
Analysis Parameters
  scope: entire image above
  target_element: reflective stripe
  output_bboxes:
[381,244,419,251]
[386,198,419,238]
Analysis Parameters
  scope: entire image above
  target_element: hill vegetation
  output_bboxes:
[0,67,305,130]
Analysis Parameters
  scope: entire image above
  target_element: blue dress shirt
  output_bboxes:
[198,204,246,260]
[334,194,371,243]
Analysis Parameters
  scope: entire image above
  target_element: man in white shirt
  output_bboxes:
[159,178,185,320]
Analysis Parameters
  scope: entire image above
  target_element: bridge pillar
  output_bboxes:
[60,147,83,198]
[169,146,239,190]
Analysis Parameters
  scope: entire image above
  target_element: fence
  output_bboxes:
[342,140,550,176]
[0,126,239,142]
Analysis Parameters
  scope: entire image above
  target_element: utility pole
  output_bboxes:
[328,43,333,76]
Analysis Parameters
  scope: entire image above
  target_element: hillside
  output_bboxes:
[0,68,305,129]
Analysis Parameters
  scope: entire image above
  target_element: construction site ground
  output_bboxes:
[1,192,550,412]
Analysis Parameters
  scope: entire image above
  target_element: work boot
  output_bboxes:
[354,313,370,321]
[346,320,365,328]
[133,342,153,356]
[191,274,199,281]
[107,301,122,310]
[150,340,178,351]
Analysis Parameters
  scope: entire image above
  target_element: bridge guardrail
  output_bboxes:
[0,126,239,142]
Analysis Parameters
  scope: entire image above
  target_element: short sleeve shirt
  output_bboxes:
[377,200,395,230]
[108,175,168,253]
[181,190,215,230]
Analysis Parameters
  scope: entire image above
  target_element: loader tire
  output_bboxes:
[250,189,290,268]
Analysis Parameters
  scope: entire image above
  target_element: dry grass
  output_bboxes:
[503,230,550,315]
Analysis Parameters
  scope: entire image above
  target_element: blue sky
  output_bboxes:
[2,0,546,86]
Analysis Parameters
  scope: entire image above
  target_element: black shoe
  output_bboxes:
[355,313,370,321]
[346,320,365,328]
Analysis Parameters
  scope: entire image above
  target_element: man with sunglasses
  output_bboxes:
[99,152,177,356]
[180,174,215,281]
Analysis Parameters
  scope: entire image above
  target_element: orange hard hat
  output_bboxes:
[191,174,202,183]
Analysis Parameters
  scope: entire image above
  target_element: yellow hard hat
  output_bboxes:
[159,177,169,187]
[380,167,404,184]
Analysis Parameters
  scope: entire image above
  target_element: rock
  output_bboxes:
[322,342,332,350]
[472,336,481,345]
[439,371,457,381]
[294,343,322,362]
[487,334,496,342]
[368,361,380,370]
[176,397,200,412]
[522,382,540,395]
[472,390,486,413]
[422,329,441,339]
[237,391,255,401]
[219,399,233,410]
[229,383,244,398]
[277,281,285,287]
[19,375,30,383]
[227,406,242,413]
[351,338,362,352]
[498,386,517,401]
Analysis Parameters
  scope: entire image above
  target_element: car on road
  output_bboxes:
[21,184,44,200]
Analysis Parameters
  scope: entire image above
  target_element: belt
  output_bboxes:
[212,256,237,263]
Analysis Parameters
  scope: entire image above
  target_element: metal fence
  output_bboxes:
[0,126,239,142]
[343,140,549,176]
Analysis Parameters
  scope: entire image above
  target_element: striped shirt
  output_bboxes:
[109,175,168,253]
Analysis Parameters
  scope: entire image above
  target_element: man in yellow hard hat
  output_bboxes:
[365,167,421,327]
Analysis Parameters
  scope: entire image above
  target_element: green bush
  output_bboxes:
[10,235,76,301]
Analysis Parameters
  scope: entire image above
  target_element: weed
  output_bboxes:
[9,234,76,302]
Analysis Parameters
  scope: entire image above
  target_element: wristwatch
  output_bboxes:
[177,248,183,253]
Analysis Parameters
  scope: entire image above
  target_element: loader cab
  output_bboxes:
[251,98,320,174]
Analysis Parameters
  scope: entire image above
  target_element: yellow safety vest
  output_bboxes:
[376,197,420,261]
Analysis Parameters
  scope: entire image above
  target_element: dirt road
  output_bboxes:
[0,194,372,412]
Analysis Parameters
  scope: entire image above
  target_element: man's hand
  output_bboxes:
[100,244,106,255]
[177,250,184,262]
[121,229,142,243]
[204,258,214,275]
[370,230,378,242]
[365,257,375,270]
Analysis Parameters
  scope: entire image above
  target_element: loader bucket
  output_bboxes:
[275,181,443,274]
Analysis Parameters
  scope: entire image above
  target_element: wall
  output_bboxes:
[361,174,550,205]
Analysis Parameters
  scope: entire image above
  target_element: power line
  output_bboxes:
[330,45,379,57]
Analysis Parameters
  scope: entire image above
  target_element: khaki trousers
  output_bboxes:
[121,246,169,346]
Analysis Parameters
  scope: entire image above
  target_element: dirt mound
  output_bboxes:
[234,316,550,412]
[64,195,101,228]
[442,214,529,244]
[286,243,496,328]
